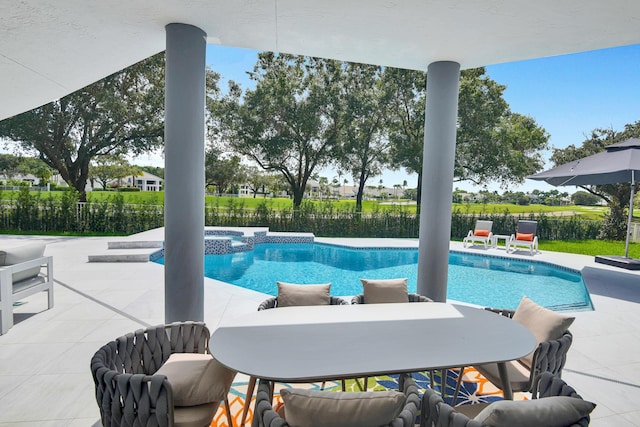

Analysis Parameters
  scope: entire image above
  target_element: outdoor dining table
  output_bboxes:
[210,302,535,421]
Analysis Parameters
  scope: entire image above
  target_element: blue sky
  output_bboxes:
[168,43,640,194]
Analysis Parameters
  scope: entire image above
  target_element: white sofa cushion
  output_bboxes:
[0,243,46,283]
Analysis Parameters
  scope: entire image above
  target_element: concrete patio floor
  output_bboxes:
[1,229,639,426]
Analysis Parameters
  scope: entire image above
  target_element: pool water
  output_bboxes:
[158,243,593,311]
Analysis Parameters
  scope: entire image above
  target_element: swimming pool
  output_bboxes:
[158,243,593,311]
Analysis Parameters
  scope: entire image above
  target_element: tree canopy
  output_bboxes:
[385,66,549,208]
[0,53,166,201]
[337,63,389,212]
[211,53,343,208]
[205,146,245,194]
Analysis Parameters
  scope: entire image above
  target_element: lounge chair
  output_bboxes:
[239,283,349,427]
[463,220,494,249]
[90,322,236,427]
[421,372,594,426]
[256,373,420,427]
[506,220,539,254]
[0,243,53,335]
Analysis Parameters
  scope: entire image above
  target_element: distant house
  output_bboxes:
[123,171,163,191]
[0,173,39,186]
[238,184,252,197]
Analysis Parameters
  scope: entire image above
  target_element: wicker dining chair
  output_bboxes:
[421,372,593,427]
[454,306,573,403]
[91,321,235,427]
[256,373,420,427]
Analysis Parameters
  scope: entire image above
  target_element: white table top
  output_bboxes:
[210,302,535,382]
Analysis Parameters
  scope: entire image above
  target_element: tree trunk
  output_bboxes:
[292,189,304,208]
[355,177,367,213]
[73,182,87,202]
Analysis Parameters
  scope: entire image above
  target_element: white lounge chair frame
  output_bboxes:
[462,220,493,249]
[506,220,539,255]
[0,256,54,335]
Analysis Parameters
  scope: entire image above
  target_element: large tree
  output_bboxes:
[0,53,166,201]
[212,53,343,208]
[550,121,640,239]
[336,63,390,212]
[205,147,245,194]
[385,67,549,208]
[89,155,136,190]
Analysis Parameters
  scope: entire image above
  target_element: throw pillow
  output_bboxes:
[276,281,331,307]
[360,278,409,303]
[474,229,490,237]
[516,232,534,241]
[512,296,575,367]
[280,388,406,427]
[473,396,595,427]
[156,353,236,406]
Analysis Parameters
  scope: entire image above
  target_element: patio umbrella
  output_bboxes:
[528,137,640,270]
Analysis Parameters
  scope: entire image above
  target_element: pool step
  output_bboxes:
[89,241,163,262]
[204,236,252,254]
[107,241,163,249]
[88,249,159,263]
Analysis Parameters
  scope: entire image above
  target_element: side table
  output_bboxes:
[492,234,510,249]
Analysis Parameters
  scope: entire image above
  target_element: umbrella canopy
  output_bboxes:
[528,137,640,268]
[528,138,640,186]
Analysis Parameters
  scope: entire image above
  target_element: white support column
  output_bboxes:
[164,23,206,322]
[416,61,461,302]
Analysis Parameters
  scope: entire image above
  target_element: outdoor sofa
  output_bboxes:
[0,242,53,335]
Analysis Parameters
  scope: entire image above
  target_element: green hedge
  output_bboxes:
[0,188,603,240]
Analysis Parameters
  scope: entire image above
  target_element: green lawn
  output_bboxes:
[538,240,640,258]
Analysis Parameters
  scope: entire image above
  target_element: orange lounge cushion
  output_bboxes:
[474,230,490,237]
[516,233,534,241]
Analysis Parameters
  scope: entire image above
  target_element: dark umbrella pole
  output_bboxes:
[624,171,636,258]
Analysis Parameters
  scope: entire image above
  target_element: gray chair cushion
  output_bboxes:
[473,396,596,427]
[276,281,331,307]
[512,296,575,367]
[173,402,219,427]
[0,243,46,282]
[474,359,532,393]
[155,353,236,406]
[360,278,409,303]
[280,388,406,427]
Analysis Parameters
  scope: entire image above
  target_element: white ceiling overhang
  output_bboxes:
[1,0,640,120]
